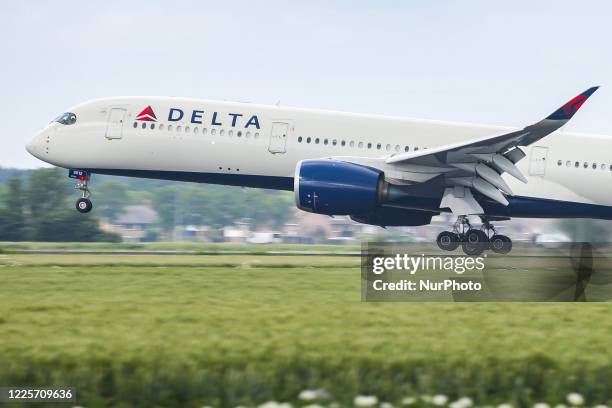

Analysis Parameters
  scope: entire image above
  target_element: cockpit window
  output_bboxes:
[54,112,77,125]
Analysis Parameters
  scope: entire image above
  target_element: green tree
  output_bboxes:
[152,186,179,232]
[94,180,130,221]
[35,210,120,242]
[0,176,27,240]
[26,167,70,219]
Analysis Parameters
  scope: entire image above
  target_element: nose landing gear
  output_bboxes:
[436,216,512,255]
[69,169,93,213]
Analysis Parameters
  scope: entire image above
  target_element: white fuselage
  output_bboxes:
[26,96,612,214]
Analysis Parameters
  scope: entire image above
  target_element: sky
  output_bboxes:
[2,0,612,168]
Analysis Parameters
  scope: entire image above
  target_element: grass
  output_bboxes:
[0,253,611,407]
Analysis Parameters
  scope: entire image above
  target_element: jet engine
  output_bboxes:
[294,159,384,215]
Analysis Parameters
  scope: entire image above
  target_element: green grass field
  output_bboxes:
[0,249,611,407]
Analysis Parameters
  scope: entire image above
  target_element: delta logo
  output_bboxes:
[136,106,157,122]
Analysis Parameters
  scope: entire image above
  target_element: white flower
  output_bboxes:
[594,405,609,408]
[299,390,320,401]
[380,403,394,408]
[554,404,568,408]
[457,397,473,408]
[497,403,513,408]
[449,402,463,408]
[433,395,449,406]
[354,395,379,407]
[402,397,416,405]
[258,402,280,408]
[566,393,584,406]
[533,403,551,408]
[277,404,293,408]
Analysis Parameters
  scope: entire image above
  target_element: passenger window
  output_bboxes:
[349,141,355,148]
[377,143,382,150]
[229,130,233,137]
[566,161,571,167]
[298,136,303,143]
[255,132,260,139]
[185,126,190,133]
[150,123,155,130]
[177,126,182,132]
[395,145,400,152]
[194,127,199,134]
[583,162,588,168]
[592,163,597,169]
[133,122,137,128]
[307,137,311,143]
[357,142,363,148]
[220,129,225,136]
[341,140,345,147]
[557,160,562,166]
[333,139,337,146]
[237,131,242,137]
[324,139,329,145]
[414,147,419,151]
[367,143,372,149]
[246,131,251,138]
[601,164,606,170]
[405,146,410,152]
[211,129,216,135]
[575,161,579,168]
[202,128,207,135]
[159,124,164,131]
[168,125,173,131]
[315,138,320,144]
[386,144,391,151]
[141,123,147,129]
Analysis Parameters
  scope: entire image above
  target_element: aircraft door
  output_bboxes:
[528,146,548,176]
[106,107,127,140]
[268,121,289,154]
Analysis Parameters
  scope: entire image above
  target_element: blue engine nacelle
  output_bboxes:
[350,207,437,227]
[295,159,384,215]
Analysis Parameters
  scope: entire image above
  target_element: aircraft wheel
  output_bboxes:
[462,241,484,256]
[436,231,459,251]
[465,229,488,245]
[462,229,488,255]
[490,234,512,254]
[76,198,93,213]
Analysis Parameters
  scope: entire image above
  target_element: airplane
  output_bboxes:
[26,87,609,255]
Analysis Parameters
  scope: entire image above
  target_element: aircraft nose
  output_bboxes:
[26,131,46,159]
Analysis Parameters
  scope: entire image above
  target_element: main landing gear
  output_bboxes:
[70,169,93,213]
[436,216,512,255]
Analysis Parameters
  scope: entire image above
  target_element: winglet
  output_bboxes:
[546,86,600,121]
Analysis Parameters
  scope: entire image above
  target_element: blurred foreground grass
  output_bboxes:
[0,252,611,407]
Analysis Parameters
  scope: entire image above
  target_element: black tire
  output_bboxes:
[462,241,484,256]
[76,198,93,213]
[436,231,459,251]
[490,234,512,254]
[465,229,488,244]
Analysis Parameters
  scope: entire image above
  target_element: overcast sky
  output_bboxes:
[2,0,611,168]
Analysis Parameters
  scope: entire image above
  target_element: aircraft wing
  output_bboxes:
[333,87,599,215]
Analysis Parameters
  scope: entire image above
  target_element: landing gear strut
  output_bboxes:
[436,216,512,255]
[70,169,93,213]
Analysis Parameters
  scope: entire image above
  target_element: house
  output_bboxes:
[101,205,160,242]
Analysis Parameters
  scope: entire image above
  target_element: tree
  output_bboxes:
[0,176,27,240]
[94,180,130,221]
[34,210,120,242]
[151,186,179,232]
[26,167,70,219]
